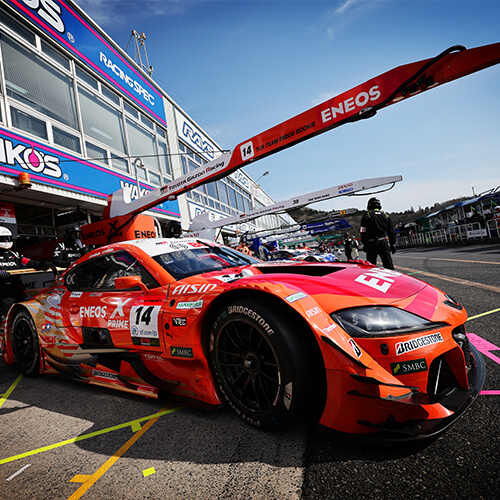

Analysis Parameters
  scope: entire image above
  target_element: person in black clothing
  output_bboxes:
[360,197,396,269]
[0,226,46,320]
[52,223,88,268]
[343,233,353,261]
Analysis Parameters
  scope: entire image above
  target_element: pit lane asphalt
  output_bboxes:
[0,244,498,499]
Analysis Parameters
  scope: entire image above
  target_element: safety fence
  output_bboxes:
[397,220,500,247]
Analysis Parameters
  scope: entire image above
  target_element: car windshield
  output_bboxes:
[153,243,260,279]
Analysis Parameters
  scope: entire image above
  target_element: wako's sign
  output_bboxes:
[0,128,180,217]
[6,0,166,125]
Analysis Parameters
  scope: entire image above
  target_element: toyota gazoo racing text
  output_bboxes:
[1,238,485,441]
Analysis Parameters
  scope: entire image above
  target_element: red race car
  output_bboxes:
[1,237,484,441]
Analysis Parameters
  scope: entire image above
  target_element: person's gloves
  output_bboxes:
[0,269,9,280]
[390,245,397,254]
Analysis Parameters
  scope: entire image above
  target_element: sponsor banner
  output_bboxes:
[170,346,193,358]
[0,128,180,216]
[6,0,166,124]
[175,110,220,162]
[0,201,16,224]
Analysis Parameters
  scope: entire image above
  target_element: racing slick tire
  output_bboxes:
[11,309,40,377]
[209,297,313,430]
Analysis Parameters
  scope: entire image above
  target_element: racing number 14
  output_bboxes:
[134,306,154,325]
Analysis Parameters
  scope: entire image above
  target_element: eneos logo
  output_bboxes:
[0,138,62,178]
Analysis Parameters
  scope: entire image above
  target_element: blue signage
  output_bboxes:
[6,0,166,125]
[0,127,180,217]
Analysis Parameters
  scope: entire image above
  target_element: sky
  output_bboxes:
[77,0,499,214]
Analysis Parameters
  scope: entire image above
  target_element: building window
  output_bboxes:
[86,142,108,164]
[78,87,126,153]
[126,118,158,172]
[76,66,98,90]
[10,107,47,140]
[157,140,171,177]
[0,7,35,46]
[1,34,77,128]
[53,126,81,153]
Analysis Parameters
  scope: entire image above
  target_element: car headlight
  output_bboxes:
[331,306,444,338]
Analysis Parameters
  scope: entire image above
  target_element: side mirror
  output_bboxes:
[114,275,149,293]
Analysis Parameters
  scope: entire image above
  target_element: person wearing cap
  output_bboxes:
[52,223,88,268]
[360,198,396,269]
[0,226,46,320]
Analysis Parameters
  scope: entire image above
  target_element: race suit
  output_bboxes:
[0,250,41,319]
[52,240,87,268]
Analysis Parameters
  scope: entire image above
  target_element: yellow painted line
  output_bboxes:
[397,256,500,265]
[0,374,23,410]
[467,308,500,321]
[143,467,156,478]
[395,265,500,294]
[0,405,182,466]
[67,406,168,500]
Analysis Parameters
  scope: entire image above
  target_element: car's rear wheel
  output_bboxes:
[11,310,40,376]
[209,297,312,429]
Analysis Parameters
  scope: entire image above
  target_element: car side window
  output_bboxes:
[65,251,159,291]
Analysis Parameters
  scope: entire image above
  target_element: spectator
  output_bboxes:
[360,198,396,269]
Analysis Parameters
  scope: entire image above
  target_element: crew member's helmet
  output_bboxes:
[0,226,13,250]
[165,220,182,238]
[367,197,382,210]
[64,223,82,240]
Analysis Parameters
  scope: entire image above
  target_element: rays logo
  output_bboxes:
[182,123,215,159]
[0,138,62,178]
[20,0,65,34]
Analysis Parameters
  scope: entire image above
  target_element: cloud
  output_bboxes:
[77,0,192,28]
[323,0,392,40]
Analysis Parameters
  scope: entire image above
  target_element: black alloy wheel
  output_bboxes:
[11,310,40,376]
[210,297,312,429]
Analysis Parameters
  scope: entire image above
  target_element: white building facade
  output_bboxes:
[0,0,293,246]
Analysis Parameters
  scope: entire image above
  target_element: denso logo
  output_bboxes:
[0,138,62,178]
[20,0,65,34]
[321,86,381,123]
[172,283,217,295]
[306,307,321,318]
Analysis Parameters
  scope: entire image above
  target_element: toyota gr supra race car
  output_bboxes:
[0,237,485,441]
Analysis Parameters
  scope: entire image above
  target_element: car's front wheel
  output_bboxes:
[11,309,40,376]
[209,297,312,429]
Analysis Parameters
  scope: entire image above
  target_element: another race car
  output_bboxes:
[268,249,338,263]
[1,237,484,441]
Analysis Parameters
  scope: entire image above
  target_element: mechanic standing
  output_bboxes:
[360,198,396,269]
[52,223,88,268]
[343,233,353,261]
[0,226,46,320]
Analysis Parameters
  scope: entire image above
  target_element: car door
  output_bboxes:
[61,250,166,351]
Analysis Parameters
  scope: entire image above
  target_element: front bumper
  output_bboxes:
[320,344,486,442]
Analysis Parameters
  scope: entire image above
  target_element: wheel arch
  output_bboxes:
[201,288,328,420]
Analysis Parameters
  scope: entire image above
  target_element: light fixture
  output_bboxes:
[256,171,270,183]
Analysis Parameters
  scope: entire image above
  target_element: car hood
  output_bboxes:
[247,262,429,303]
